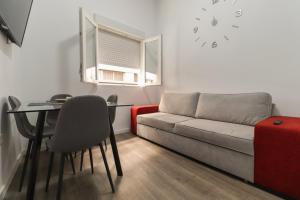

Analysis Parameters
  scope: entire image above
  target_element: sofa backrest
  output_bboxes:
[195,93,272,126]
[159,92,200,117]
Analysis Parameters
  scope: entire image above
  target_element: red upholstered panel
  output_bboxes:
[255,116,300,199]
[131,105,159,135]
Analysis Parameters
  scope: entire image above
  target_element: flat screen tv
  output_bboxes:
[0,0,33,47]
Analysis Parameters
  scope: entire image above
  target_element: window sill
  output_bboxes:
[97,82,141,87]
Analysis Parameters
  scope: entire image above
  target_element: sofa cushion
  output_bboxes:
[195,93,272,126]
[159,92,200,117]
[137,112,192,132]
[174,119,254,155]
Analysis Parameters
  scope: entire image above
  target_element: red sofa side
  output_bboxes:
[131,105,159,135]
[254,116,300,199]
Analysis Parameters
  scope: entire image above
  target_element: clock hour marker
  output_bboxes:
[224,35,229,40]
[195,37,200,42]
[232,0,237,5]
[232,25,239,28]
[211,16,218,27]
[202,8,207,11]
[195,17,201,21]
[193,26,199,33]
[235,9,242,17]
[212,41,218,48]
[212,0,220,5]
[201,41,207,47]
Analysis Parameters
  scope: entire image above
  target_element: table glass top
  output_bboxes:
[7,102,133,113]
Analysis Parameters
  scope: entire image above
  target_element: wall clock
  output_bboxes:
[193,0,243,48]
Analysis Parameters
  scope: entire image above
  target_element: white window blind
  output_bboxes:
[98,29,141,69]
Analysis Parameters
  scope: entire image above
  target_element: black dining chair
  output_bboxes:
[79,94,118,174]
[45,96,114,200]
[8,96,54,192]
[46,94,72,127]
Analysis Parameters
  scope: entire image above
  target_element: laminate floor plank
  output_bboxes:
[4,133,282,200]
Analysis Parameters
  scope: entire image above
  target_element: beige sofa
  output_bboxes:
[137,92,272,182]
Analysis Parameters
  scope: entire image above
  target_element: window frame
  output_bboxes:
[142,35,162,86]
[80,8,162,87]
[79,8,98,84]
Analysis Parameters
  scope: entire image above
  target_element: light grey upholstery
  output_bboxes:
[195,93,272,126]
[107,94,118,124]
[137,124,254,182]
[8,96,53,139]
[8,96,35,138]
[159,92,200,117]
[46,94,72,127]
[137,92,273,182]
[174,119,254,155]
[137,112,192,132]
[50,95,110,153]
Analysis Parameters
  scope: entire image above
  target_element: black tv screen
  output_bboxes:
[0,0,33,47]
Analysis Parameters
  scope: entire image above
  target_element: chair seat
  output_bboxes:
[137,112,193,132]
[174,119,254,155]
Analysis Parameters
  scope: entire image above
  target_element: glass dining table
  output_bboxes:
[7,101,133,200]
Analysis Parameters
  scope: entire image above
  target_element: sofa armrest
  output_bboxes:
[131,105,159,135]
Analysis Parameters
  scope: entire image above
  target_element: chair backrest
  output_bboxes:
[46,94,72,126]
[50,94,72,102]
[8,96,34,139]
[107,94,118,124]
[50,95,110,153]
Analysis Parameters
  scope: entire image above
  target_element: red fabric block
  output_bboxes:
[131,105,159,135]
[255,116,300,199]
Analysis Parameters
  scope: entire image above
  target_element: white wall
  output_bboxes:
[157,0,300,116]
[0,33,24,196]
[0,0,160,196]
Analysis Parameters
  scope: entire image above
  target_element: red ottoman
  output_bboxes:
[255,116,300,199]
[131,105,159,135]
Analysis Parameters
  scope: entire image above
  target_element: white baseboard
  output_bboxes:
[114,128,131,135]
[0,152,23,199]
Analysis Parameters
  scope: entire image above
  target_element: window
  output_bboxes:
[80,8,162,86]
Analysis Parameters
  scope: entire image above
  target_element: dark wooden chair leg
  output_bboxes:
[56,153,65,200]
[45,152,55,192]
[80,150,84,171]
[88,148,94,174]
[19,140,33,192]
[69,153,76,175]
[99,143,115,193]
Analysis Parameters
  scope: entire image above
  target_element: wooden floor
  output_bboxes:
[5,133,282,200]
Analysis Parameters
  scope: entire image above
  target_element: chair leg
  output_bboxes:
[29,141,34,159]
[104,140,107,151]
[69,153,76,175]
[80,150,84,171]
[56,153,65,200]
[45,136,52,151]
[88,148,94,174]
[19,140,33,192]
[99,143,115,193]
[45,152,55,192]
